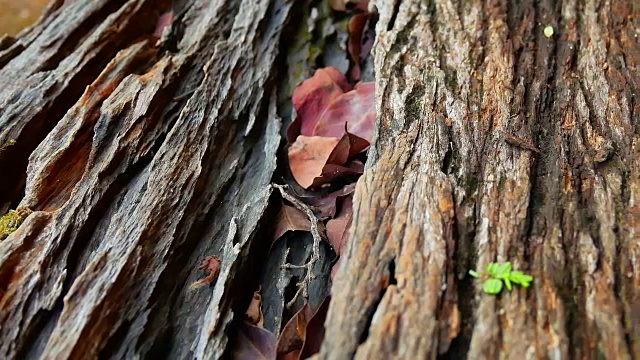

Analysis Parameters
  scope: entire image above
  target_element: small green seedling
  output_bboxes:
[469,261,533,295]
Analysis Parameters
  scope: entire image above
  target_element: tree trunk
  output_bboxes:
[0,0,637,359]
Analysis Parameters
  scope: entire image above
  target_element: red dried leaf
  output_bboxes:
[233,323,277,360]
[312,82,375,141]
[273,204,311,241]
[189,256,221,290]
[289,68,352,142]
[304,183,356,219]
[288,136,341,189]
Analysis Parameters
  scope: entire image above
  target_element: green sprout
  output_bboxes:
[469,261,533,295]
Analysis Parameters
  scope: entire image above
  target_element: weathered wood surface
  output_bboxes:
[321,0,639,358]
[0,0,637,359]
[0,0,293,358]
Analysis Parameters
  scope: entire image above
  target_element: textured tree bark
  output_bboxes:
[322,0,639,359]
[0,0,637,360]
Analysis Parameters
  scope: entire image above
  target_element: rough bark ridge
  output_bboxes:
[0,0,290,358]
[0,0,637,359]
[321,0,638,358]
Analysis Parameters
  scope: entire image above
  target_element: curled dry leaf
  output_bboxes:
[326,195,354,278]
[245,287,264,327]
[233,323,277,360]
[309,161,364,189]
[311,82,375,141]
[288,67,376,143]
[288,136,341,189]
[289,131,368,189]
[304,183,356,219]
[189,255,221,290]
[276,297,331,360]
[273,204,312,242]
[276,303,314,359]
[347,13,375,81]
[299,296,330,359]
[289,67,352,143]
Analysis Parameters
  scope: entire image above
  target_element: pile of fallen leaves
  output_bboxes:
[229,0,375,358]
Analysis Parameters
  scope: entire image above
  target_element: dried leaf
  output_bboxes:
[326,195,353,257]
[245,287,264,327]
[347,13,372,81]
[327,195,354,279]
[304,183,356,219]
[276,297,331,360]
[326,129,370,166]
[189,256,221,290]
[276,304,314,359]
[299,296,331,359]
[312,82,375,141]
[273,204,312,241]
[233,323,277,360]
[310,162,364,189]
[288,136,341,189]
[289,67,352,143]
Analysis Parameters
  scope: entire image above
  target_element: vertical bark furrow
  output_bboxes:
[322,0,638,358]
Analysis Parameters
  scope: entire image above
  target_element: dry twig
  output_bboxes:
[273,184,324,308]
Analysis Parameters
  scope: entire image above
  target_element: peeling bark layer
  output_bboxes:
[0,0,637,359]
[321,0,639,359]
[0,0,291,358]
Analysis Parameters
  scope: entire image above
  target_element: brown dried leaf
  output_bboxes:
[276,304,314,359]
[288,136,341,189]
[327,195,354,279]
[245,287,264,327]
[304,183,356,219]
[326,196,353,257]
[310,162,364,189]
[347,13,370,81]
[276,297,331,360]
[273,204,312,241]
[299,296,331,359]
[233,323,277,360]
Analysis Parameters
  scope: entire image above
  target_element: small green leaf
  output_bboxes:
[493,262,512,279]
[483,278,503,294]
[469,270,480,278]
[486,263,498,276]
[504,277,512,291]
[510,271,534,287]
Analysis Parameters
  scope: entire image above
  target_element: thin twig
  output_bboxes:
[273,184,323,308]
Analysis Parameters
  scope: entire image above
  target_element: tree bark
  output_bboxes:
[0,0,637,359]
